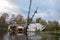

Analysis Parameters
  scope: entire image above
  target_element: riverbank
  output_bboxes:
[41,31,60,33]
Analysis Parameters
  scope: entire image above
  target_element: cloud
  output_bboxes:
[0,0,60,23]
[34,9,60,22]
[0,0,19,15]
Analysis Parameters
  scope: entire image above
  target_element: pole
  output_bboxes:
[26,0,32,31]
[25,0,32,40]
[31,7,38,20]
[30,7,38,23]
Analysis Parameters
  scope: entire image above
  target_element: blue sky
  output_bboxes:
[0,0,60,23]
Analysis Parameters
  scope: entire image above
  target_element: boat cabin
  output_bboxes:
[8,25,24,34]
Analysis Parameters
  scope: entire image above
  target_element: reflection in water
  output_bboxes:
[5,33,28,40]
[0,30,6,40]
[0,32,60,40]
[42,36,59,40]
[0,34,3,40]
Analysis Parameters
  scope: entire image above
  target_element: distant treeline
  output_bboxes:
[36,18,60,31]
[0,13,60,32]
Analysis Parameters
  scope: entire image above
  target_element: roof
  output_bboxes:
[17,26,24,29]
[8,25,24,29]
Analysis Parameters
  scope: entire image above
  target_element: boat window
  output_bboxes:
[18,29,22,31]
[18,29,23,33]
[10,26,13,29]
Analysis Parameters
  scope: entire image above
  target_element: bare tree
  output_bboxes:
[1,13,9,23]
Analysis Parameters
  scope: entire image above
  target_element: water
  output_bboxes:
[0,32,60,40]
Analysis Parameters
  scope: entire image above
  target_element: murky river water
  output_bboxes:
[0,32,60,40]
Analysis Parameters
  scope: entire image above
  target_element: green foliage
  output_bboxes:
[45,21,59,31]
[53,21,59,31]
[36,18,60,31]
[36,18,41,23]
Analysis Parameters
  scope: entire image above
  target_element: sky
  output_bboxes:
[0,0,60,23]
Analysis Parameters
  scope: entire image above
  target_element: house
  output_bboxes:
[27,23,45,32]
